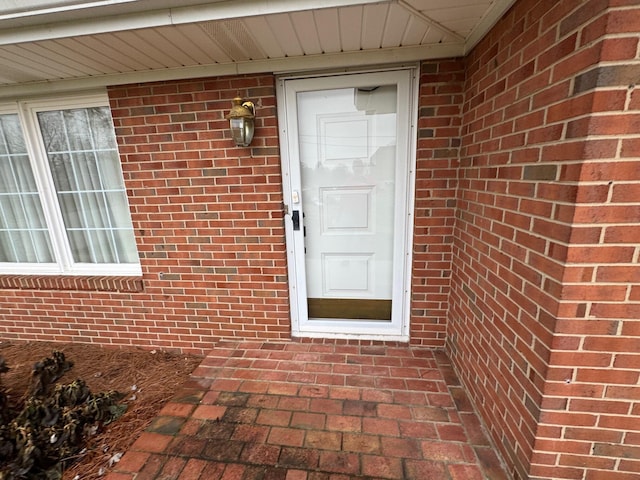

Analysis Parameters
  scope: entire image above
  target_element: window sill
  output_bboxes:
[0,275,144,292]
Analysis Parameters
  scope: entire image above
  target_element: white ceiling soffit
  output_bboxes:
[0,0,515,98]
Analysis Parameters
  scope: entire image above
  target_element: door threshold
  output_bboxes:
[293,331,409,342]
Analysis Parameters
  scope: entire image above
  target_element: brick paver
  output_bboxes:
[106,341,509,479]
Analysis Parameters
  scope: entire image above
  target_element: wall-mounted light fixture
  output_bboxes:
[226,97,255,147]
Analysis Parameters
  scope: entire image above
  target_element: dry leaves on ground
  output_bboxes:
[0,341,202,479]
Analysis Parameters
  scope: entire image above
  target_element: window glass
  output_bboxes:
[0,98,139,275]
[0,114,54,263]
[37,106,137,265]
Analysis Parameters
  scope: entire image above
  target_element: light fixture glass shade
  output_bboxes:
[230,117,254,147]
[226,97,255,147]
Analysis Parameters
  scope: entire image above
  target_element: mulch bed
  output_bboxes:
[0,341,202,479]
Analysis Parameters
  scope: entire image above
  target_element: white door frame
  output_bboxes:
[277,66,418,341]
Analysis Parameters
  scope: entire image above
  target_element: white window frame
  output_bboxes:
[0,93,141,276]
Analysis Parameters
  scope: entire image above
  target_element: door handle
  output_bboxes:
[292,210,300,231]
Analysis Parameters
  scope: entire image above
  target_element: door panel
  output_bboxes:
[279,70,415,339]
[298,87,395,316]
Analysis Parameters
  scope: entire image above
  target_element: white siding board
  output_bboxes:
[361,4,389,50]
[401,15,429,46]
[0,67,36,84]
[189,24,234,64]
[0,56,52,82]
[265,14,303,57]
[222,20,266,61]
[437,18,478,36]
[429,4,489,23]
[290,11,322,55]
[18,41,106,75]
[50,38,125,73]
[116,30,184,67]
[200,21,250,61]
[137,27,201,66]
[428,5,489,33]
[406,0,484,9]
[105,32,168,69]
[113,30,180,68]
[0,45,74,78]
[8,44,89,77]
[71,35,143,71]
[381,5,410,48]
[242,16,285,59]
[168,25,218,65]
[421,27,447,44]
[314,9,341,53]
[338,6,363,52]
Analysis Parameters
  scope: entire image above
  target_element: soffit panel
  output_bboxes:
[242,16,284,59]
[0,0,516,96]
[360,3,390,50]
[289,11,323,56]
[265,14,305,58]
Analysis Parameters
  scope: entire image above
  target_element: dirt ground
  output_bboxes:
[0,340,202,479]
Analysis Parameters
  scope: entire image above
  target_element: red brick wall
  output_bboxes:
[0,74,290,354]
[532,1,640,478]
[0,3,637,476]
[110,75,291,351]
[0,68,459,351]
[452,0,640,479]
[411,60,463,346]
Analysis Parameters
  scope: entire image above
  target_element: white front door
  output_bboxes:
[278,69,416,340]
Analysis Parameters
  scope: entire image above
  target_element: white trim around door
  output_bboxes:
[277,67,418,341]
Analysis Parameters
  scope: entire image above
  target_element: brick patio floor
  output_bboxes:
[105,340,509,479]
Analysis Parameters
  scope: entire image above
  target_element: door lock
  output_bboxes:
[292,210,300,230]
